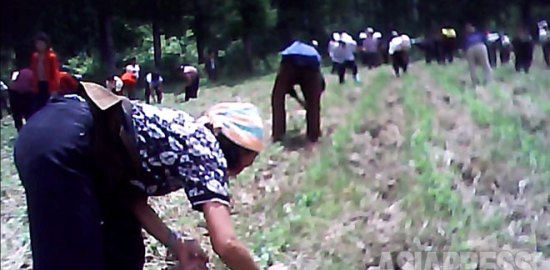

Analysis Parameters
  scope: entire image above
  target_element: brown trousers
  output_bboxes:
[272,60,323,142]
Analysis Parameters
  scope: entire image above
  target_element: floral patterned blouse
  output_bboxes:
[130,103,230,211]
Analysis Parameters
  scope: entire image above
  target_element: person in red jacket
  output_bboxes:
[30,32,60,116]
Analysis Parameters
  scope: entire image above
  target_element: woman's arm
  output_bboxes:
[202,202,260,270]
[131,197,208,266]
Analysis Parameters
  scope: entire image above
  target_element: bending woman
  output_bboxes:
[14,82,282,270]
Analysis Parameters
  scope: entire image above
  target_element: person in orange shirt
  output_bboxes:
[58,72,79,95]
[121,71,138,99]
[30,32,60,116]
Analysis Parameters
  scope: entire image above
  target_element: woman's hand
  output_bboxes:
[175,239,209,269]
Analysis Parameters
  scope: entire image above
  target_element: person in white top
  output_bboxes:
[499,33,512,65]
[539,20,549,67]
[328,32,341,74]
[178,65,200,102]
[105,75,123,95]
[125,57,141,79]
[332,32,360,84]
[145,71,164,104]
[388,31,412,77]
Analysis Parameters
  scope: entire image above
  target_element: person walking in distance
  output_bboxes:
[464,23,492,86]
[272,40,325,143]
[30,32,60,116]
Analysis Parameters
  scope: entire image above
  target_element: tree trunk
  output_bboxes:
[242,35,254,73]
[192,2,207,64]
[97,5,116,76]
[520,0,533,27]
[152,19,161,69]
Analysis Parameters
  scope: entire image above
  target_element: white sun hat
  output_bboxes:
[332,32,341,41]
[359,32,367,39]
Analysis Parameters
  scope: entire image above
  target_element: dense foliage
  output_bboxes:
[1,0,549,82]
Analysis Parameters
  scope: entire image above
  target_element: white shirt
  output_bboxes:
[540,28,548,42]
[145,73,164,84]
[182,65,198,74]
[328,40,339,59]
[388,35,411,55]
[106,76,123,92]
[125,64,141,79]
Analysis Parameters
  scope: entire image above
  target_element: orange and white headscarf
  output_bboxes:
[196,102,265,153]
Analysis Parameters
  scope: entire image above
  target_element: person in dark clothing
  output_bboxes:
[512,27,535,73]
[8,69,34,130]
[205,51,218,82]
[414,31,438,64]
[272,41,324,143]
[440,27,457,64]
[539,20,549,67]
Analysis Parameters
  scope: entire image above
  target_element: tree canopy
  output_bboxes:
[1,0,549,80]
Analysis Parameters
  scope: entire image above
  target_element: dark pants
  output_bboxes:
[337,60,358,84]
[331,61,338,74]
[488,43,498,67]
[391,51,409,77]
[543,42,550,67]
[514,43,534,73]
[14,97,144,270]
[364,52,380,69]
[500,46,512,64]
[441,39,455,64]
[8,90,32,131]
[29,81,50,117]
[145,85,163,104]
[184,76,200,102]
[272,60,323,142]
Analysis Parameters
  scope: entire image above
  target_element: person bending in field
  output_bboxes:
[8,68,34,131]
[178,64,200,102]
[332,33,360,84]
[14,81,287,270]
[144,71,164,104]
[106,74,124,95]
[362,27,381,69]
[539,20,550,67]
[512,26,535,73]
[328,32,340,74]
[272,40,325,143]
[388,31,411,77]
[499,33,512,65]
[440,26,457,64]
[121,70,138,99]
[464,23,492,85]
